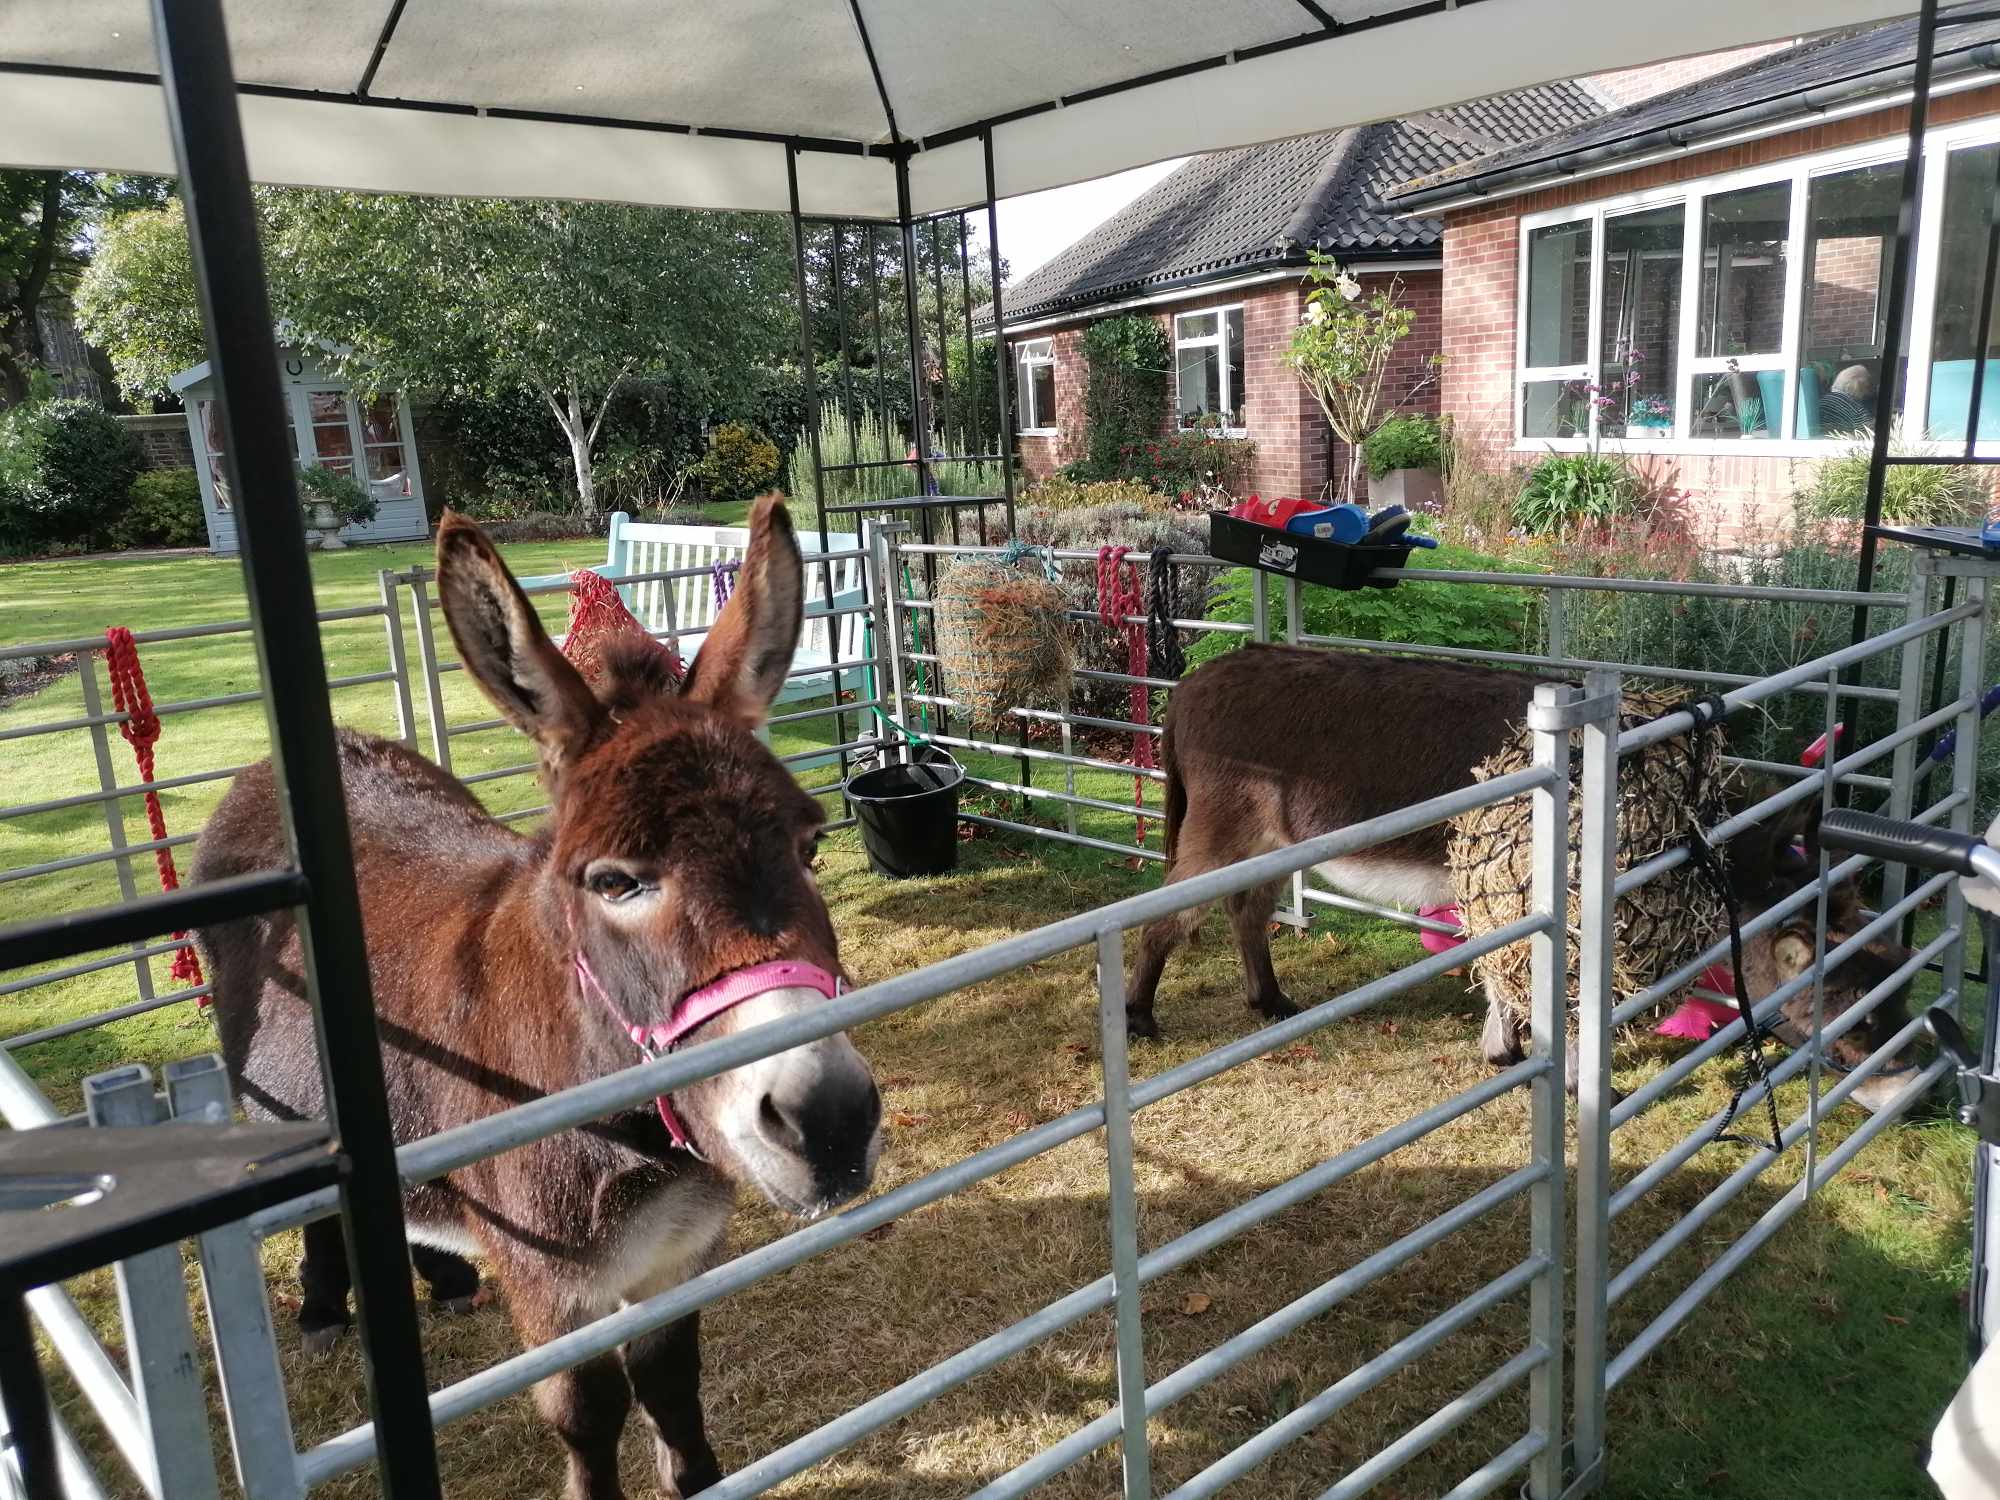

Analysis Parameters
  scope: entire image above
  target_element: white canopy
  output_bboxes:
[5,0,1913,218]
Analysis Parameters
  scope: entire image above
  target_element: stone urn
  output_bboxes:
[305,499,346,550]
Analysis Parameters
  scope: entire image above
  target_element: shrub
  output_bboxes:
[1116,428,1256,504]
[1363,414,1444,477]
[1021,476,1169,512]
[297,464,379,527]
[690,420,782,507]
[10,400,143,548]
[1080,316,1171,481]
[104,468,206,550]
[1187,539,1538,672]
[1794,430,1987,526]
[1513,453,1636,536]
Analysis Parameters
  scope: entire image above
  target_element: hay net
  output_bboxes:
[933,554,1075,733]
[1446,688,1737,1025]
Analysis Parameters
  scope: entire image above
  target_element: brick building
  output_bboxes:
[1388,8,2000,538]
[992,82,1607,502]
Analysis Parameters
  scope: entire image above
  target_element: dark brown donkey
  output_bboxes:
[193,497,881,1499]
[1127,645,1922,1110]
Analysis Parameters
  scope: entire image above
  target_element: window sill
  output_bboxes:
[1020,428,1060,439]
[1509,436,1893,460]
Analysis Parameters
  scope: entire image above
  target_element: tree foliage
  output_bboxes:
[73,202,206,402]
[1079,314,1170,480]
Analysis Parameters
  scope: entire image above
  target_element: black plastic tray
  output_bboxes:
[1207,512,1414,590]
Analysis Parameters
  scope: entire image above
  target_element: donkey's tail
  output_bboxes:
[1161,716,1188,868]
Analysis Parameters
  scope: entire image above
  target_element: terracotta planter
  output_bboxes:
[1370,467,1443,512]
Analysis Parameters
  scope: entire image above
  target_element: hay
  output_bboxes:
[933,556,1074,733]
[1446,688,1736,1025]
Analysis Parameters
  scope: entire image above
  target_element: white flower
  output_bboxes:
[1335,271,1362,303]
[1303,301,1328,326]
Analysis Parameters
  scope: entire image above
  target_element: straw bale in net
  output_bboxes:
[933,557,1075,733]
[1446,688,1736,1027]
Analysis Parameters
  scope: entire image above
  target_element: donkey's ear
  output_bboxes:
[435,510,605,774]
[682,493,804,727]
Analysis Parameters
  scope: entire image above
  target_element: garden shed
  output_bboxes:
[168,343,429,552]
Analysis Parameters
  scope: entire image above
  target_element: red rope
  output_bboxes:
[563,569,685,689]
[102,628,205,994]
[1097,547,1156,843]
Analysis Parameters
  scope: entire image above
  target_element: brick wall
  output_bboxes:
[1007,268,1441,503]
[117,413,195,471]
[1439,83,2000,527]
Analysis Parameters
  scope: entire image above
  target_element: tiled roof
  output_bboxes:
[1391,7,2000,204]
[995,80,1602,324]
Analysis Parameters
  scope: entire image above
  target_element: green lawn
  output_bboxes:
[0,539,1983,1500]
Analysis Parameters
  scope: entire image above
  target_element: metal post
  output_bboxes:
[1526,683,1572,1500]
[867,224,893,464]
[830,224,862,458]
[84,1067,221,1500]
[164,1056,305,1500]
[1944,578,1989,1010]
[929,218,954,466]
[896,159,936,506]
[1884,563,1934,914]
[78,652,158,1009]
[378,569,419,749]
[1544,589,1569,664]
[1852,0,1938,608]
[0,1294,58,1500]
[873,523,913,763]
[1096,928,1153,1499]
[147,2,441,1491]
[1570,668,1622,1495]
[983,130,1019,536]
[1961,137,2000,464]
[1807,669,1841,1196]
[406,571,453,771]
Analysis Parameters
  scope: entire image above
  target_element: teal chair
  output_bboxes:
[1926,359,2000,441]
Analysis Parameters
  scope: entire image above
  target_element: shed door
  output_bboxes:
[302,387,356,476]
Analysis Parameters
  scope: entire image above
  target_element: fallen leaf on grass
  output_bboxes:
[1378,1021,1400,1037]
[1884,1314,1910,1326]
[862,1222,897,1243]
[889,1111,931,1128]
[1180,1292,1213,1316]
[1004,1109,1033,1130]
[881,1074,915,1089]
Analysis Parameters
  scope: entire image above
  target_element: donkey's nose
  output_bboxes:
[756,1071,882,1196]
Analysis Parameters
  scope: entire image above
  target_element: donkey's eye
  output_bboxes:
[587,868,643,902]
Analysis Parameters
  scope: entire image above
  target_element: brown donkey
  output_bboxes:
[1126,644,1922,1110]
[193,496,881,1499]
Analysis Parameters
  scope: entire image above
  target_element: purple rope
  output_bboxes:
[712,560,740,612]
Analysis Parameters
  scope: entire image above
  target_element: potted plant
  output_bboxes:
[296,465,378,550]
[1362,413,1445,511]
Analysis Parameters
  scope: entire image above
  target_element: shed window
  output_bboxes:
[1017,339,1057,433]
[198,400,230,511]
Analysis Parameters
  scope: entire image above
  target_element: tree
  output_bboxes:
[1283,252,1439,502]
[79,190,796,514]
[73,202,207,402]
[3,171,173,408]
[265,194,794,515]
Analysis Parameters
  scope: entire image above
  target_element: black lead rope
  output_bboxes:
[1148,547,1187,681]
[1676,692,1786,1155]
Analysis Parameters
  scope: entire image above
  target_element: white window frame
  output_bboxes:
[1016,338,1057,435]
[1172,305,1248,437]
[1511,116,2000,458]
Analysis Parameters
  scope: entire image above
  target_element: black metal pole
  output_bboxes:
[787,150,849,799]
[0,1292,59,1499]
[957,212,987,543]
[867,224,892,465]
[1853,0,1940,617]
[984,128,1019,535]
[147,5,440,1494]
[831,224,862,460]
[895,153,947,740]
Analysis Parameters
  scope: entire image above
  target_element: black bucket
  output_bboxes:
[845,748,964,878]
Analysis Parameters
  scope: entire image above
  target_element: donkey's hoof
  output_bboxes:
[300,1325,345,1357]
[438,1294,478,1316]
[1252,993,1299,1022]
[1126,1012,1161,1041]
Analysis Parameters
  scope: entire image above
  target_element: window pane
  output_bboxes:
[1691,369,1784,439]
[1522,379,1588,439]
[1795,162,1902,439]
[359,396,403,447]
[200,401,230,510]
[308,390,344,423]
[1225,309,1245,427]
[1178,342,1221,427]
[1596,203,1683,436]
[1030,362,1056,430]
[1698,181,1790,358]
[1929,142,2000,442]
[365,445,410,495]
[1525,220,1592,367]
[1178,312,1217,340]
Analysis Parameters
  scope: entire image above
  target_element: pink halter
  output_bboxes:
[572,954,843,1157]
